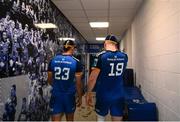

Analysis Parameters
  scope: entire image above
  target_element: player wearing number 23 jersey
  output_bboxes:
[48,40,83,121]
[48,55,82,95]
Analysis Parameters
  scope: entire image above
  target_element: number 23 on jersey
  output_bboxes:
[54,67,70,80]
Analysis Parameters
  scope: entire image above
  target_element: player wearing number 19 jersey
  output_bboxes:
[48,40,83,121]
[86,35,128,121]
[95,50,128,101]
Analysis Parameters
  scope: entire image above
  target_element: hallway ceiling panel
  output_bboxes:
[52,0,143,43]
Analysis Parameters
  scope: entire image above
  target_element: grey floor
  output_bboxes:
[61,96,111,121]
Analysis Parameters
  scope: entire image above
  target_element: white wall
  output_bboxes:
[124,0,180,120]
[121,28,133,67]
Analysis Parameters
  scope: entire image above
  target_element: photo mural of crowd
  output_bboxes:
[0,0,86,121]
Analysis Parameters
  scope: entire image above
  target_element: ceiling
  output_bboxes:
[51,0,143,43]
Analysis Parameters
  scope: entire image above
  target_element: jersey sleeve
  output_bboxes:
[48,60,52,72]
[123,53,128,69]
[125,53,128,63]
[93,55,102,69]
[76,61,83,73]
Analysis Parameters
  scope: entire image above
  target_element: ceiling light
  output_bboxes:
[59,37,75,41]
[89,22,109,28]
[34,23,57,29]
[96,37,105,41]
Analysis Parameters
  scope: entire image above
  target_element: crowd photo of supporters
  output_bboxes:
[0,0,86,121]
[0,0,60,78]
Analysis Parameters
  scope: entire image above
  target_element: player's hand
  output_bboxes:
[85,92,93,107]
[76,96,82,107]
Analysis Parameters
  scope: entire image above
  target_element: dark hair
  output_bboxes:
[12,84,16,91]
[63,46,72,52]
[63,40,76,52]
[105,34,118,44]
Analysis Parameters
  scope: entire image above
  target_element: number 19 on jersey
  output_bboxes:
[108,63,124,76]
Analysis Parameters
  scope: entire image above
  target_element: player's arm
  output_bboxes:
[87,68,100,92]
[86,68,100,107]
[47,71,53,85]
[86,55,102,106]
[87,55,102,92]
[75,61,83,107]
[47,60,53,85]
[75,72,83,106]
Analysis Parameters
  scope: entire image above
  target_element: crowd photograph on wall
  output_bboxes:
[0,0,86,121]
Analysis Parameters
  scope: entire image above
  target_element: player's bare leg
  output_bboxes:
[66,113,74,121]
[111,116,123,121]
[51,113,64,121]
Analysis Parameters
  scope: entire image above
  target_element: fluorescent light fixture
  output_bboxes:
[59,37,75,41]
[89,22,109,28]
[34,23,57,29]
[96,37,105,41]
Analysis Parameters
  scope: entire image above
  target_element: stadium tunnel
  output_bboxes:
[0,0,180,121]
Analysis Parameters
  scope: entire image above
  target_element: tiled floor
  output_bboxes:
[62,96,111,121]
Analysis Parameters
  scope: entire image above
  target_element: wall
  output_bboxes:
[124,0,180,120]
[0,75,29,119]
[0,0,87,78]
[121,28,132,67]
[0,0,87,120]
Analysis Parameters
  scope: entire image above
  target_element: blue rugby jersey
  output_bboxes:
[93,50,128,101]
[48,54,82,95]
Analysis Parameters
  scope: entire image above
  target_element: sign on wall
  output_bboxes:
[86,44,104,53]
